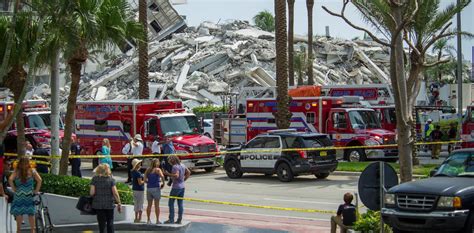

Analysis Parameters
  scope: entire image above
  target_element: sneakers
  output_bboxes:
[164,220,174,224]
[176,219,182,224]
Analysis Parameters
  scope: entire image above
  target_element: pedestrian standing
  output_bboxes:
[144,159,165,224]
[9,157,42,233]
[152,136,161,155]
[330,193,356,233]
[25,141,34,157]
[101,139,113,169]
[162,135,175,186]
[431,125,443,159]
[164,155,190,224]
[424,119,434,152]
[70,137,82,177]
[34,143,50,174]
[90,164,122,233]
[131,159,145,223]
[122,141,132,183]
[447,122,458,154]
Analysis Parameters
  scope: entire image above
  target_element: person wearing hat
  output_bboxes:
[131,158,145,223]
[126,134,144,183]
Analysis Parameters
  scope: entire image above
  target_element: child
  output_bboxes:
[144,159,165,224]
[131,159,145,223]
[330,193,356,233]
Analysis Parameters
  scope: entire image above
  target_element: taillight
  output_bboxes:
[297,150,307,159]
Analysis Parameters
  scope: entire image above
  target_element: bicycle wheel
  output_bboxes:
[35,211,45,233]
[43,207,54,232]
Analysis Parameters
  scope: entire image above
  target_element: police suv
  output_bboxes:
[223,129,338,182]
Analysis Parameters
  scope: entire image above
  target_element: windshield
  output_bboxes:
[160,116,200,135]
[27,113,64,130]
[348,110,381,129]
[435,152,474,177]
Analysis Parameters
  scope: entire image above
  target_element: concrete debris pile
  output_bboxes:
[72,20,395,109]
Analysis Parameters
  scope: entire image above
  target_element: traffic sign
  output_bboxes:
[358,162,398,211]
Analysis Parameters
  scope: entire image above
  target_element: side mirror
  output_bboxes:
[429,168,438,177]
[144,121,149,137]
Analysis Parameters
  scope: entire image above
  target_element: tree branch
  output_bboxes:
[423,58,451,68]
[422,22,452,54]
[403,30,421,56]
[393,0,419,42]
[322,0,390,47]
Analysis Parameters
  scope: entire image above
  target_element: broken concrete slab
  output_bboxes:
[198,89,223,106]
[95,86,108,100]
[174,63,190,93]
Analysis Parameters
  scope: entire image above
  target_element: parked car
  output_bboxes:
[382,149,474,233]
[203,119,213,139]
[223,129,338,182]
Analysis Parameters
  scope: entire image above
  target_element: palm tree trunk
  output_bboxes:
[306,0,314,85]
[287,0,295,87]
[5,66,27,157]
[50,51,60,175]
[138,0,149,99]
[59,58,83,175]
[274,0,291,129]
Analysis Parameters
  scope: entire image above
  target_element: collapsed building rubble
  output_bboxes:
[30,20,461,111]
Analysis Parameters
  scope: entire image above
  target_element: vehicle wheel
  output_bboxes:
[276,163,294,182]
[205,167,216,173]
[344,148,367,162]
[225,160,243,179]
[459,214,474,233]
[314,172,330,179]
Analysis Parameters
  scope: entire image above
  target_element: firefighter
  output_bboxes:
[430,125,443,159]
[70,137,82,178]
[447,122,458,154]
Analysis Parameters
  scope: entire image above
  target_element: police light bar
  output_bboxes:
[23,107,51,112]
[267,129,297,134]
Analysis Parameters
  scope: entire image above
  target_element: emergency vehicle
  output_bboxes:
[462,105,474,148]
[246,96,398,162]
[0,100,66,144]
[75,100,219,171]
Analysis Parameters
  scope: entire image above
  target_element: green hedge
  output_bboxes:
[192,105,228,114]
[40,173,133,205]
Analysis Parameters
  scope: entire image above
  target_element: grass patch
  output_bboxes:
[336,162,438,176]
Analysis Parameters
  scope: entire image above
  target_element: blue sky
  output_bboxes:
[172,0,473,62]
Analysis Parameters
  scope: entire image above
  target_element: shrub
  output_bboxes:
[40,173,133,205]
[192,105,228,114]
[353,210,392,233]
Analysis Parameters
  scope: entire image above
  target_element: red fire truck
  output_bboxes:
[75,100,219,171]
[461,105,474,148]
[0,100,66,144]
[246,96,398,162]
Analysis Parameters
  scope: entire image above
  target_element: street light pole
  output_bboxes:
[457,0,463,135]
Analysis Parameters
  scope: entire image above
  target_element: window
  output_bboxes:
[246,137,265,148]
[264,137,280,148]
[148,3,159,11]
[332,112,347,129]
[150,20,162,33]
[283,136,304,148]
[203,121,212,127]
[94,120,108,132]
[160,116,199,136]
[123,121,132,133]
[148,119,158,136]
[306,112,315,124]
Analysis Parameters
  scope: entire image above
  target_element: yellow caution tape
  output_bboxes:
[3,140,463,159]
[117,189,336,214]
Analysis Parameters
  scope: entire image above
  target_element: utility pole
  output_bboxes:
[457,0,463,135]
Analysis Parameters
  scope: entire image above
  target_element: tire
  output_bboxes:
[315,172,330,179]
[459,213,474,233]
[344,148,367,162]
[35,212,45,233]
[44,207,53,232]
[205,167,217,173]
[225,160,243,179]
[276,163,294,182]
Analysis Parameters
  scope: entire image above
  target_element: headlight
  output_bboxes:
[384,193,395,205]
[365,139,380,146]
[438,196,462,208]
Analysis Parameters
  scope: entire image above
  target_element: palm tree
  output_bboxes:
[138,0,149,99]
[287,0,295,86]
[274,0,291,129]
[306,0,314,85]
[40,0,143,175]
[0,12,42,156]
[253,10,275,32]
[294,48,308,85]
